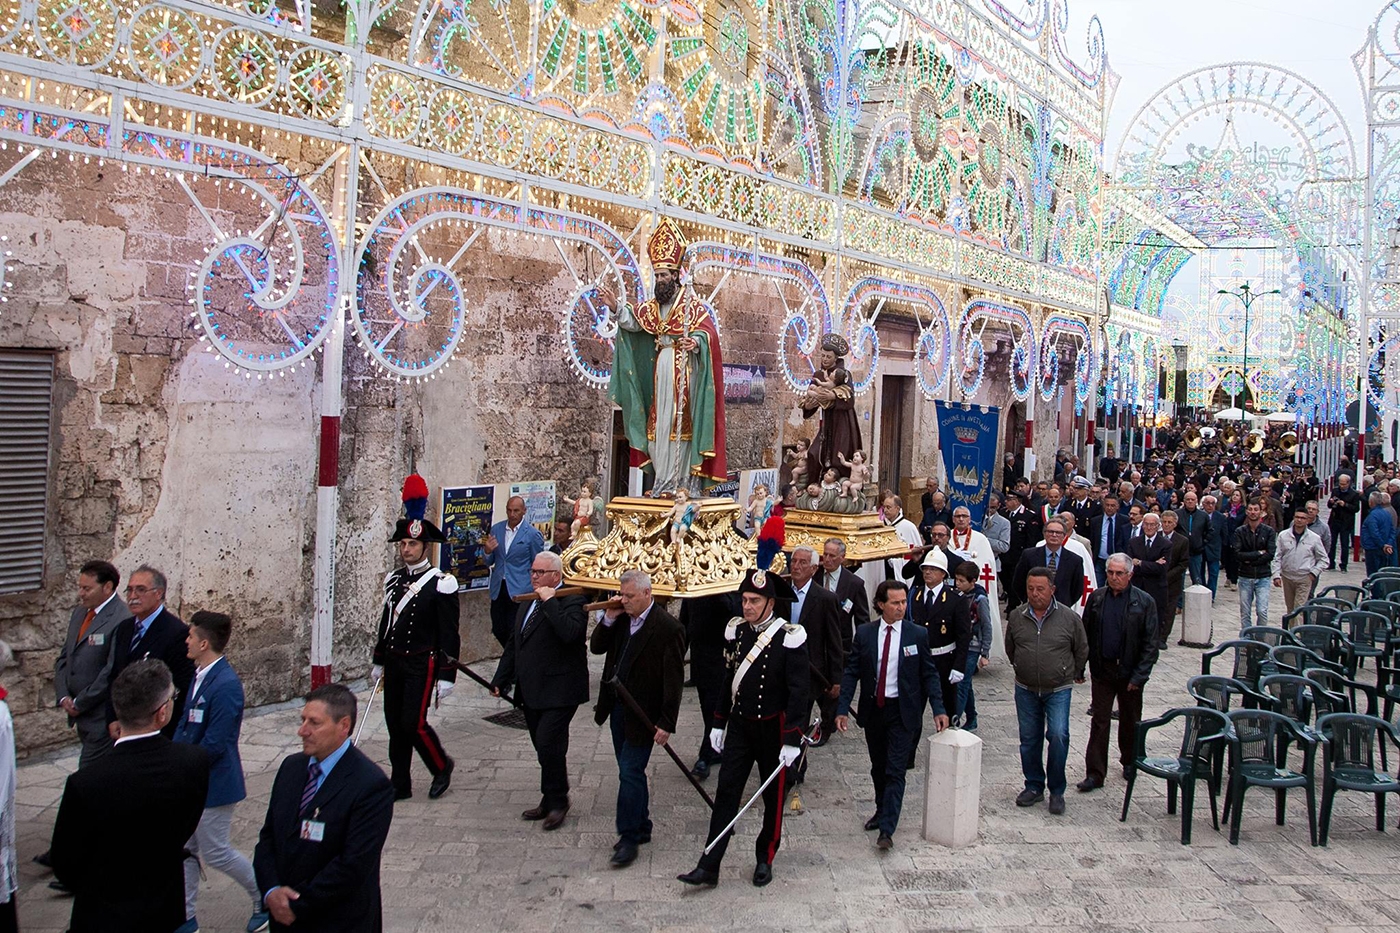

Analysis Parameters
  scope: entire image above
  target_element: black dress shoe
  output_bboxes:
[690,760,710,780]
[677,866,719,887]
[613,832,651,851]
[542,806,569,831]
[393,788,412,801]
[610,842,638,867]
[876,832,893,851]
[863,814,881,831]
[428,761,454,799]
[48,880,71,894]
[33,850,52,869]
[812,732,830,748]
[752,862,772,887]
[521,805,548,821]
[1075,778,1102,793]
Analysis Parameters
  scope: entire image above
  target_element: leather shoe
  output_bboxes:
[610,842,638,867]
[812,732,830,748]
[1075,778,1102,793]
[876,832,893,851]
[613,832,651,850]
[521,805,548,821]
[690,760,710,780]
[1015,788,1045,807]
[393,788,412,801]
[1048,794,1065,815]
[33,850,52,869]
[676,866,719,887]
[752,862,772,887]
[428,761,454,799]
[542,806,569,831]
[863,813,881,831]
[1123,767,1134,780]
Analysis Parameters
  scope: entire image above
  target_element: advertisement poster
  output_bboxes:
[722,364,766,404]
[934,401,1000,527]
[700,470,741,500]
[509,480,558,532]
[441,485,495,592]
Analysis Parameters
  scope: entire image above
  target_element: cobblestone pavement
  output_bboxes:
[16,565,1400,933]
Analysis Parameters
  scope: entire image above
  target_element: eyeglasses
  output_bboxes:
[529,568,559,576]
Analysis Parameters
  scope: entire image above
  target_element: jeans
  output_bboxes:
[956,653,982,727]
[184,803,260,919]
[1204,559,1221,602]
[609,707,655,844]
[1238,576,1270,628]
[1188,553,1205,587]
[1366,549,1387,576]
[1329,531,1351,570]
[1014,684,1072,796]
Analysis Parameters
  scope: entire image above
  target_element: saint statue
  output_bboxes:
[801,332,862,483]
[602,218,727,494]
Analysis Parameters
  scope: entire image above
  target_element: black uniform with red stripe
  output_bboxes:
[372,564,461,797]
[698,615,810,873]
[908,582,971,721]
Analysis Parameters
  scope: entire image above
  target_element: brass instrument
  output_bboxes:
[1183,425,1203,449]
[1221,426,1239,448]
[1278,431,1300,457]
[1246,431,1266,454]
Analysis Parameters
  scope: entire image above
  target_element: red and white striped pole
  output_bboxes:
[1023,411,1035,481]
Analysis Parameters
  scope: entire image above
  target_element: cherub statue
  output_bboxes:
[747,483,774,531]
[669,489,697,547]
[797,482,822,511]
[838,450,871,498]
[562,480,598,540]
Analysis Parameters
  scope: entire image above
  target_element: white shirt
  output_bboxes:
[602,601,652,636]
[114,729,162,746]
[877,620,901,698]
[504,521,521,553]
[93,592,117,616]
[190,655,224,703]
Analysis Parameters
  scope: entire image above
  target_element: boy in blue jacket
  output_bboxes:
[952,561,993,731]
[174,610,268,933]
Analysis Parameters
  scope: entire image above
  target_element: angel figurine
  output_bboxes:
[669,488,697,547]
[562,480,598,540]
[746,483,774,531]
[837,450,872,498]
[781,438,810,491]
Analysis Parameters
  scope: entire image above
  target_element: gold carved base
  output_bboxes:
[561,497,755,598]
[781,508,910,563]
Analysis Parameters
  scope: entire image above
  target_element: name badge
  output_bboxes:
[88,633,105,646]
[903,645,918,656]
[187,708,204,724]
[300,819,326,842]
[842,599,853,613]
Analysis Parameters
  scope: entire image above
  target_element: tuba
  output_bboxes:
[1246,431,1266,454]
[1182,425,1203,449]
[1221,426,1240,448]
[1278,431,1300,457]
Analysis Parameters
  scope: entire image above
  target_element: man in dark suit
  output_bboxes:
[1088,496,1130,585]
[1003,490,1043,609]
[836,580,948,850]
[54,560,131,767]
[815,538,870,656]
[786,546,844,745]
[491,550,589,830]
[1126,512,1172,641]
[254,684,395,933]
[106,565,195,741]
[1159,510,1192,649]
[679,589,738,780]
[479,495,545,647]
[907,549,972,721]
[1010,519,1085,610]
[590,570,685,867]
[51,659,209,933]
[174,611,266,932]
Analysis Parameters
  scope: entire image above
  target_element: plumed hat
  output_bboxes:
[391,473,447,543]
[738,567,797,602]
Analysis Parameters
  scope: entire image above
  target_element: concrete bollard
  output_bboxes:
[1181,584,1213,648]
[923,728,982,847]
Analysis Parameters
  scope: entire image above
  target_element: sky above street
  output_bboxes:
[1080,0,1381,163]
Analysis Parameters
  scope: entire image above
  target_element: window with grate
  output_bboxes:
[0,350,54,595]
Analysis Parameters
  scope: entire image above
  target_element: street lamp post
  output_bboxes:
[1217,282,1281,436]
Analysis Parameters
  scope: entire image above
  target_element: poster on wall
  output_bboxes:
[722,364,766,404]
[700,470,741,500]
[934,401,1000,527]
[441,485,495,592]
[738,469,779,532]
[509,480,558,533]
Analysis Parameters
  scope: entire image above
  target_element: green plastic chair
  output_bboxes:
[1317,713,1400,846]
[1223,709,1318,846]
[1121,707,1230,846]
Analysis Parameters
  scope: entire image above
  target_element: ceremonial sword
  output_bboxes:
[609,677,714,809]
[353,674,383,746]
[702,723,819,856]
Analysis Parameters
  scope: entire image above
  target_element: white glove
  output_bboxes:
[370,665,384,681]
[709,728,726,755]
[435,680,454,700]
[947,670,965,684]
[778,745,802,768]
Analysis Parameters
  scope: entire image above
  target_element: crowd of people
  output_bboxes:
[27,427,1384,929]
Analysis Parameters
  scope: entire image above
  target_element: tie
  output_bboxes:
[876,625,894,708]
[520,603,537,635]
[76,608,97,644]
[130,623,146,652]
[1047,550,1058,572]
[826,573,837,593]
[300,760,322,815]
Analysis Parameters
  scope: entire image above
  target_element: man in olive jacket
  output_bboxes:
[1075,553,1159,793]
[1004,567,1088,816]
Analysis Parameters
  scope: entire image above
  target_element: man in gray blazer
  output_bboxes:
[54,560,132,767]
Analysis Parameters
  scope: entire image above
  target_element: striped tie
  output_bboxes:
[300,760,322,815]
